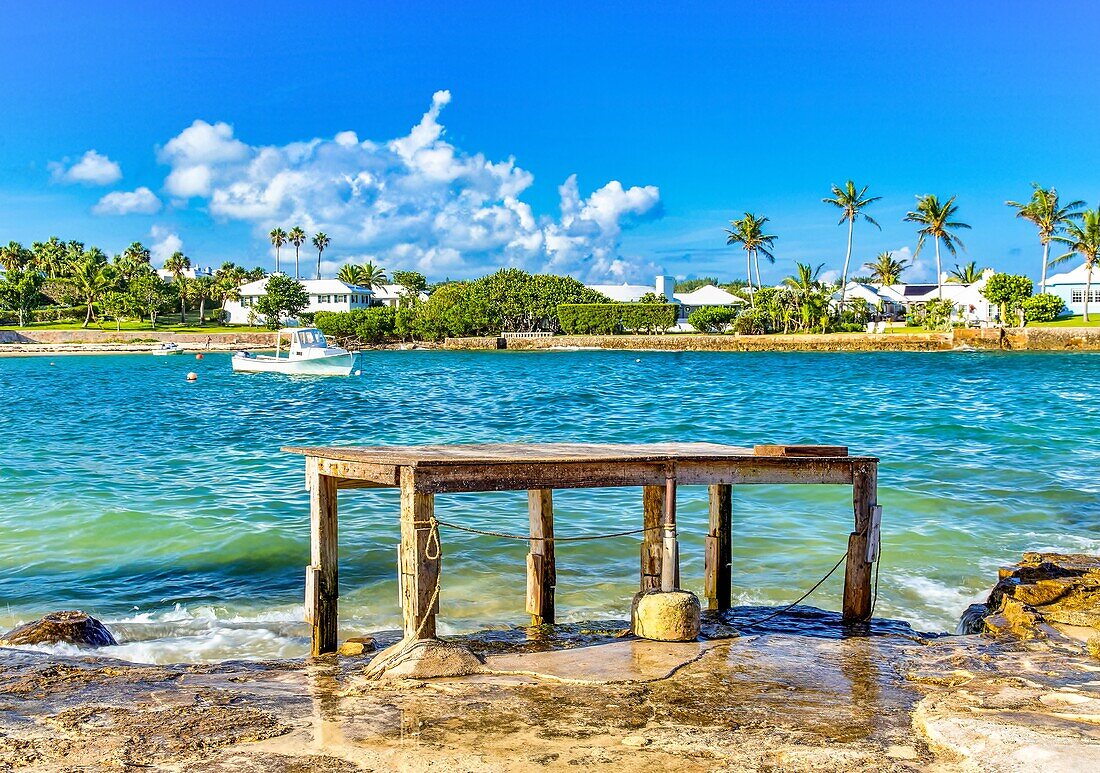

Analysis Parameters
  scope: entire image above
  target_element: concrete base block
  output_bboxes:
[631,589,702,642]
[364,638,484,680]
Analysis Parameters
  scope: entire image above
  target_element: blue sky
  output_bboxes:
[2,1,1098,284]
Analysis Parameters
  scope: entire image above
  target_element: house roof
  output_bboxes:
[371,283,429,301]
[673,284,744,305]
[1046,263,1094,286]
[237,276,373,296]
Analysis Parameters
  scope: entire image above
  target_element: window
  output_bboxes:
[241,297,251,307]
[1073,290,1083,303]
[336,295,347,303]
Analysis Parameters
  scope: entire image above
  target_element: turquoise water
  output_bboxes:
[2,349,1099,662]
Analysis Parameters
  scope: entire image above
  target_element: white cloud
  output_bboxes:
[155,92,662,280]
[150,225,183,264]
[92,187,162,215]
[48,150,123,186]
[891,246,930,281]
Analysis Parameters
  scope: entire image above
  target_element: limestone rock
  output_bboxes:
[1,610,117,648]
[337,636,376,657]
[963,553,1100,645]
[631,589,701,642]
[365,638,483,680]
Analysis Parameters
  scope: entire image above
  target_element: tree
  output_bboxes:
[269,227,287,274]
[312,232,330,279]
[1006,184,1085,294]
[947,261,985,284]
[0,241,30,272]
[783,262,827,331]
[336,264,361,285]
[358,261,388,293]
[1052,208,1100,322]
[675,277,720,292]
[30,237,66,278]
[99,290,131,331]
[392,270,427,295]
[725,213,778,308]
[905,195,970,299]
[864,251,909,285]
[192,275,218,324]
[67,251,117,327]
[0,268,44,326]
[128,270,171,328]
[287,226,306,278]
[822,180,881,307]
[163,251,192,323]
[255,274,310,328]
[981,273,1033,324]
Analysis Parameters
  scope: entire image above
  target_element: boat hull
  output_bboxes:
[231,352,354,376]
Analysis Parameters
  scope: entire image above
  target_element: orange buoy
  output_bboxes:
[196,353,204,360]
[186,372,198,382]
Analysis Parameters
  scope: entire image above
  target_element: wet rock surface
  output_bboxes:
[967,552,1100,650]
[0,611,117,648]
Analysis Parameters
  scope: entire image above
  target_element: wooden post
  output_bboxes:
[399,466,439,640]
[641,485,664,590]
[842,461,877,622]
[660,473,679,591]
[306,458,339,656]
[705,484,732,610]
[526,489,555,625]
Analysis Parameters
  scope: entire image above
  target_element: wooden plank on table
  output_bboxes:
[753,444,849,458]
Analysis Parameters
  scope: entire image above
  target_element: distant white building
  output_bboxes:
[585,275,744,331]
[1045,263,1098,317]
[833,269,999,325]
[370,283,430,307]
[223,276,374,325]
[156,265,214,282]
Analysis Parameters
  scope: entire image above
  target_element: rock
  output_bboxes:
[621,735,651,748]
[963,553,1100,646]
[337,636,376,657]
[631,589,701,642]
[1,611,117,648]
[364,638,483,680]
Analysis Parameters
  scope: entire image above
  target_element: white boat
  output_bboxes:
[231,328,355,376]
[152,342,183,356]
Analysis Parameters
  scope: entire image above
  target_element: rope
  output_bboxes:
[737,551,848,629]
[420,519,661,543]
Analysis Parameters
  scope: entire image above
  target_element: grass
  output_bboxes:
[1028,315,1100,328]
[0,317,248,334]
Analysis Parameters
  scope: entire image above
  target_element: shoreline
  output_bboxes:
[4,325,1100,355]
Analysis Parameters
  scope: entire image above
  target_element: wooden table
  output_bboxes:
[283,443,880,655]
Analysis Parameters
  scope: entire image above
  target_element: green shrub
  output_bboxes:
[557,303,677,335]
[1022,293,1066,323]
[314,307,396,345]
[687,306,739,333]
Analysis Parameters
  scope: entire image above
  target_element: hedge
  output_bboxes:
[686,305,739,333]
[557,303,677,335]
[314,307,396,345]
[1022,293,1066,323]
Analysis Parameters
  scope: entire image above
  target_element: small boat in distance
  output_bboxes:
[152,342,183,356]
[232,328,354,376]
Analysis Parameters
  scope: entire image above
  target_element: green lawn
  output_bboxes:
[1028,315,1100,328]
[0,318,247,334]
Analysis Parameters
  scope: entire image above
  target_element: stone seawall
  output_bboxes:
[441,327,1100,352]
[0,329,274,345]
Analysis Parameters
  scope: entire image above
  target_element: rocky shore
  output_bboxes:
[2,554,1099,771]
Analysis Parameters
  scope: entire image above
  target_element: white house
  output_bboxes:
[370,283,430,307]
[585,275,744,331]
[156,265,214,282]
[1045,263,1098,317]
[223,276,374,325]
[833,269,999,325]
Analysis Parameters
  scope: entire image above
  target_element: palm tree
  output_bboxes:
[0,241,29,272]
[114,242,152,282]
[947,261,985,284]
[336,264,363,285]
[359,261,388,292]
[288,226,306,279]
[904,195,970,299]
[1006,184,1085,294]
[725,213,778,308]
[31,237,66,278]
[192,275,217,324]
[864,251,910,285]
[269,227,287,274]
[783,262,825,331]
[1051,208,1100,322]
[822,181,881,306]
[67,252,117,327]
[163,250,192,323]
[312,232,330,279]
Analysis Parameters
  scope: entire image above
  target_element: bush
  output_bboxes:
[557,303,677,335]
[1022,293,1066,323]
[314,307,396,345]
[982,273,1033,321]
[687,306,739,333]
